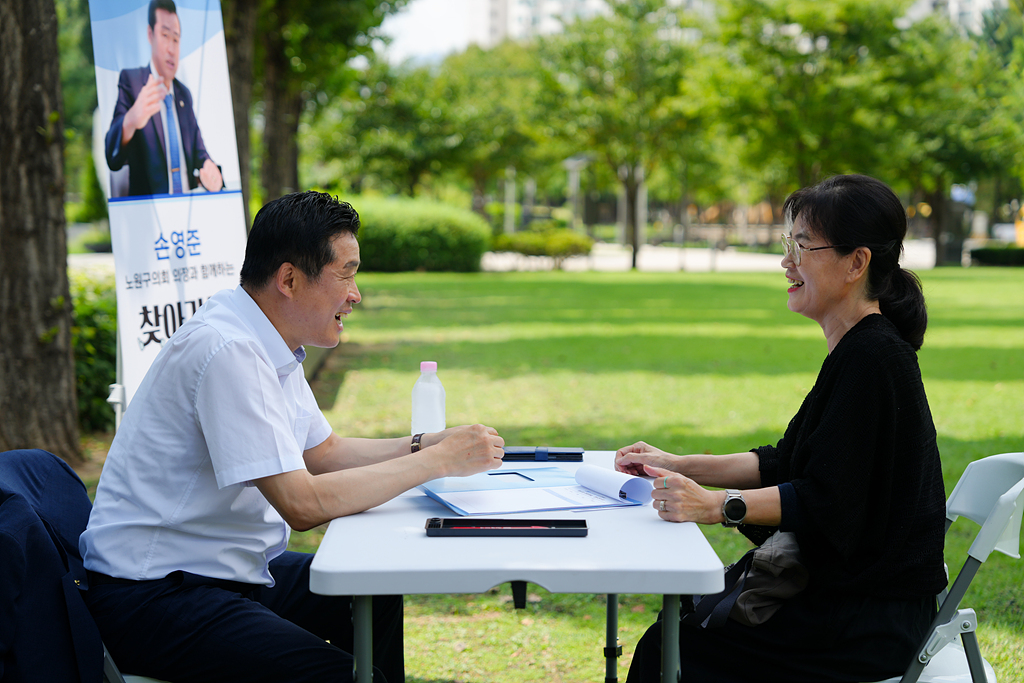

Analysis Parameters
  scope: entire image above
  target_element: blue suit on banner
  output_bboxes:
[105,65,214,197]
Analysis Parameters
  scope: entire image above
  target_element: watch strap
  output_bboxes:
[722,489,746,527]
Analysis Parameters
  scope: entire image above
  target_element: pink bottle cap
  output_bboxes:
[420,361,437,372]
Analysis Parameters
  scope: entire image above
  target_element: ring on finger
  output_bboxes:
[659,500,666,512]
[663,478,669,489]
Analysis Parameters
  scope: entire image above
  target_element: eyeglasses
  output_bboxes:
[780,233,848,266]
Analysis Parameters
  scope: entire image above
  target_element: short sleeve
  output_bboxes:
[195,341,307,488]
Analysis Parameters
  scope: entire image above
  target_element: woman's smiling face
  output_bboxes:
[782,214,849,325]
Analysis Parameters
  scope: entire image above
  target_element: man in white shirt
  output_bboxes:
[81,191,505,682]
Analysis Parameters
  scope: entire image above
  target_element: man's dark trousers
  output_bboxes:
[84,551,404,682]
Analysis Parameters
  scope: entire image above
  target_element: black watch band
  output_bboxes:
[411,433,424,453]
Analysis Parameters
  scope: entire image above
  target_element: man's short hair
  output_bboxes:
[240,191,360,291]
[148,0,177,28]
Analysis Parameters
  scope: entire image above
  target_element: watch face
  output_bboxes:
[724,497,746,522]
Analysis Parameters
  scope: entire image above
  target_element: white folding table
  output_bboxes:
[310,451,725,683]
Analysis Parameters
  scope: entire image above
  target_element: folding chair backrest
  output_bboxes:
[945,452,1024,563]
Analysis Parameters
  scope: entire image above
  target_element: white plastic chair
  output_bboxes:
[869,451,1024,683]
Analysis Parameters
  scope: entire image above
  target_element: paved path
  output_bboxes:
[70,239,937,274]
[482,239,937,273]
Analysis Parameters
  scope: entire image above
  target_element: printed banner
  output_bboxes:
[88,0,246,403]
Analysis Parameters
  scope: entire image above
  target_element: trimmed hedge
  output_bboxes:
[971,246,1024,266]
[353,198,491,272]
[492,228,594,269]
[70,271,117,432]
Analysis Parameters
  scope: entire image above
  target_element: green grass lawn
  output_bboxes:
[291,266,1024,682]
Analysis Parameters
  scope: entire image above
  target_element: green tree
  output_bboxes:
[715,0,912,203]
[222,0,258,227]
[538,0,700,269]
[879,12,1023,259]
[254,0,406,202]
[975,1,1024,222]
[437,42,544,217]
[321,58,464,197]
[56,0,98,203]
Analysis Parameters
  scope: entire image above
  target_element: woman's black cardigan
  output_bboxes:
[755,314,947,599]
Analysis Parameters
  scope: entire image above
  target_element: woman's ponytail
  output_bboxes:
[875,267,927,351]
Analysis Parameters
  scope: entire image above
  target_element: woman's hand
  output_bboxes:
[644,464,723,524]
[615,441,678,476]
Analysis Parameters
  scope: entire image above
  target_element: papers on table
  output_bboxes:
[419,464,654,516]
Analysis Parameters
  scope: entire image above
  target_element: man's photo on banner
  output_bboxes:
[93,0,237,199]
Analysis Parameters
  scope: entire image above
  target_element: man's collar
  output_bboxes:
[230,286,305,376]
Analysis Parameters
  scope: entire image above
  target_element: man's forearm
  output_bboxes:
[259,450,449,530]
[264,425,503,529]
[305,434,420,474]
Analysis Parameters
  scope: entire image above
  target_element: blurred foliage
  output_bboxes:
[353,197,491,272]
[67,225,112,255]
[73,153,109,223]
[56,0,97,200]
[971,245,1024,265]
[493,228,595,269]
[70,272,117,433]
[57,0,1024,236]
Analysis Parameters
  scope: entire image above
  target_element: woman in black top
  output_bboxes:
[617,174,947,682]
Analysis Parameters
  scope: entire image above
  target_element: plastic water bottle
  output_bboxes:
[411,361,446,435]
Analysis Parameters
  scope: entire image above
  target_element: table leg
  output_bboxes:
[661,594,680,683]
[606,593,619,683]
[353,595,373,683]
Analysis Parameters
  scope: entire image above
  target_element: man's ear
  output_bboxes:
[847,246,872,284]
[274,262,298,299]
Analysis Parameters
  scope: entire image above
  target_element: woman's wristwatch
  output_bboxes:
[721,489,747,527]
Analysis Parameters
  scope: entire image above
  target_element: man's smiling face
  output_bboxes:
[285,232,362,351]
[149,8,180,85]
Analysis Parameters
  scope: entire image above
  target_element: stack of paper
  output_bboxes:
[420,465,654,516]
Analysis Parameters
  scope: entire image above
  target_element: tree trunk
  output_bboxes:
[471,174,488,220]
[261,19,301,202]
[926,182,952,265]
[0,0,82,464]
[622,176,640,270]
[222,0,256,230]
